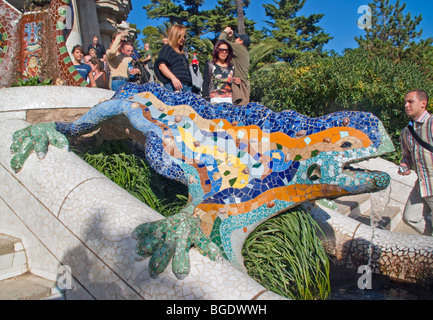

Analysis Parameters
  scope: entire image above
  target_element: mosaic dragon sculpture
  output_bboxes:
[10,83,394,279]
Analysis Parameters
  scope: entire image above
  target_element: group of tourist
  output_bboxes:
[153,24,250,106]
[71,33,153,91]
[71,25,250,106]
[71,35,109,89]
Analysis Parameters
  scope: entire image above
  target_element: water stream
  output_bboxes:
[329,186,433,299]
[367,186,391,271]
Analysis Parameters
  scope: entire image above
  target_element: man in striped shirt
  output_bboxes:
[399,90,433,236]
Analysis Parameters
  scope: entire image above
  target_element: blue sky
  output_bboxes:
[127,0,433,53]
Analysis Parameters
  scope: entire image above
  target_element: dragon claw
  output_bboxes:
[10,123,69,172]
[133,210,222,279]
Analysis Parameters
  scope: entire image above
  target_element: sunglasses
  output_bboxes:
[218,48,229,53]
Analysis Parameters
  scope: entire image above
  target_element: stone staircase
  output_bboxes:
[328,193,419,235]
[0,234,62,300]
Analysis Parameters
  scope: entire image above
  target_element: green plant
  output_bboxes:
[76,140,187,217]
[242,207,330,300]
[11,76,52,87]
[250,49,433,164]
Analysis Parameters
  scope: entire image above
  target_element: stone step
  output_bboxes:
[0,234,28,281]
[332,193,371,218]
[0,272,57,300]
[386,207,403,232]
[326,194,417,235]
[354,206,401,230]
[392,220,421,235]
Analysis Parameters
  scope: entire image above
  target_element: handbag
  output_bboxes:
[407,122,433,152]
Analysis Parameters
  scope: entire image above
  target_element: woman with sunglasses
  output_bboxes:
[202,40,240,104]
[155,24,192,93]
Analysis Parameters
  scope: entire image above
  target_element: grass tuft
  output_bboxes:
[242,208,330,300]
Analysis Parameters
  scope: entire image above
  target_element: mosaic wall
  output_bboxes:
[21,17,43,79]
[10,83,394,279]
[0,0,89,87]
[0,22,8,64]
[0,1,21,87]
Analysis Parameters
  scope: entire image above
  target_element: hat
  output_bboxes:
[234,32,250,48]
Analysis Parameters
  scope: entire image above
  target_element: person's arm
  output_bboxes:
[158,63,182,90]
[106,32,126,59]
[142,51,151,63]
[128,63,141,77]
[219,27,234,41]
[88,70,97,87]
[398,129,413,175]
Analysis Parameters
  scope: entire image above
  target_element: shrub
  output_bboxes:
[250,49,433,163]
[11,76,52,87]
[76,140,188,217]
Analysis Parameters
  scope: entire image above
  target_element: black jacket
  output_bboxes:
[154,44,192,86]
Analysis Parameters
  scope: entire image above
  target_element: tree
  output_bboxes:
[143,0,255,53]
[263,0,332,62]
[196,0,254,39]
[355,0,433,77]
[144,0,208,38]
[140,26,163,49]
[235,0,245,34]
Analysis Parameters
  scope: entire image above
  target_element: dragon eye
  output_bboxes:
[341,141,352,149]
[307,164,321,181]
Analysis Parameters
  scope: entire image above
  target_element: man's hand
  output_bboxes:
[233,77,241,85]
[128,67,141,75]
[397,163,411,176]
[119,31,129,40]
[224,26,233,36]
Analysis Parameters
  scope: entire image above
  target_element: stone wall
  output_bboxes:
[0,1,22,88]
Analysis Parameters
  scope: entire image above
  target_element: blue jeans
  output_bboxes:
[163,82,192,93]
[111,78,128,92]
